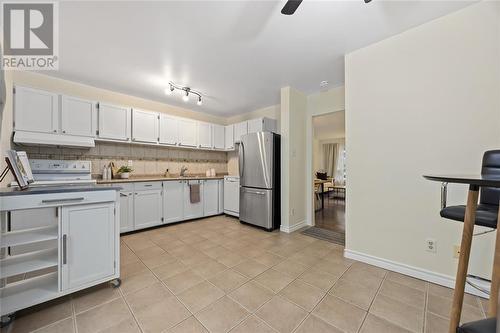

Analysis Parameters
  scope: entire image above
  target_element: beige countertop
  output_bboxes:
[96,174,226,184]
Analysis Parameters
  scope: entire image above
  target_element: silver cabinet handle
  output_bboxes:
[143,184,153,187]
[42,197,85,204]
[62,234,67,265]
[120,193,128,197]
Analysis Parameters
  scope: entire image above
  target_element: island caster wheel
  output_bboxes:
[110,278,121,288]
[1,313,14,328]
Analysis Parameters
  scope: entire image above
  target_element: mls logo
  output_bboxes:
[1,2,58,70]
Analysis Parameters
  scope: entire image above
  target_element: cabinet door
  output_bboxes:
[203,180,219,216]
[119,191,134,233]
[163,181,184,223]
[61,95,97,137]
[198,122,213,148]
[247,118,262,134]
[134,189,163,230]
[159,114,178,145]
[218,180,224,214]
[234,121,248,143]
[132,109,159,143]
[14,86,59,134]
[98,103,131,141]
[183,181,203,220]
[225,125,234,150]
[213,124,225,150]
[61,203,115,291]
[178,119,197,147]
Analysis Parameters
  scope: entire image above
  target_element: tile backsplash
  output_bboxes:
[16,142,228,177]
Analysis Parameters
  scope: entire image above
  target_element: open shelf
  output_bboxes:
[0,271,59,316]
[0,248,58,279]
[0,226,58,248]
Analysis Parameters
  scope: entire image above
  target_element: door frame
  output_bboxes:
[305,109,345,228]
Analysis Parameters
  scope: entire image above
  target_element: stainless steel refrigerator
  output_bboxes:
[239,132,281,231]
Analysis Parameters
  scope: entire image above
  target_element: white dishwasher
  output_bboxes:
[223,176,240,217]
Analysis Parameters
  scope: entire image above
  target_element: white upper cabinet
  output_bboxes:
[97,103,131,141]
[225,125,234,150]
[14,86,59,134]
[198,122,213,148]
[61,95,97,137]
[247,118,262,133]
[159,114,178,145]
[247,117,277,134]
[213,124,225,150]
[178,119,198,147]
[234,121,248,143]
[132,109,159,143]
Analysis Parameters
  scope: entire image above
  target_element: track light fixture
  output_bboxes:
[166,81,203,106]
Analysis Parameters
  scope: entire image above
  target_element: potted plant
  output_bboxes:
[117,165,133,179]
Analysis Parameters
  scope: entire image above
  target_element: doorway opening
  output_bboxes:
[310,111,346,244]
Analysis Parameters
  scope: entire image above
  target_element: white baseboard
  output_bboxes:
[280,220,307,233]
[344,249,490,299]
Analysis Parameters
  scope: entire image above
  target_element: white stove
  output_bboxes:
[11,159,96,187]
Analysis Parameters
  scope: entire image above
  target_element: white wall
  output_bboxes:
[345,1,500,286]
[281,87,307,232]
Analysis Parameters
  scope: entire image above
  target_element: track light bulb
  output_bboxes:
[197,97,202,106]
[183,91,189,102]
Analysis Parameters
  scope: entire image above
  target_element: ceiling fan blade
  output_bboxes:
[281,0,303,15]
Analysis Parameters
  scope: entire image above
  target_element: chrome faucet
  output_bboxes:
[180,165,188,177]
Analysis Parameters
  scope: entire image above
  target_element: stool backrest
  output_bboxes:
[480,150,500,206]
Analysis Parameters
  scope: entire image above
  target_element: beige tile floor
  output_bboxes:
[2,215,488,333]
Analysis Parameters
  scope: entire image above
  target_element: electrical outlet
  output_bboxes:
[453,245,460,259]
[426,238,437,253]
[128,160,133,166]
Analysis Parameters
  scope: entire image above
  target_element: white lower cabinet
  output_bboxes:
[183,180,204,220]
[117,179,225,233]
[60,203,116,291]
[133,188,163,230]
[163,180,184,223]
[218,180,224,214]
[203,180,219,216]
[0,190,120,317]
[119,191,134,233]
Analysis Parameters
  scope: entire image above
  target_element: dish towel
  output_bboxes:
[190,183,200,204]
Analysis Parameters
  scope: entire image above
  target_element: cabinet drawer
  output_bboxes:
[134,182,162,191]
[115,183,134,192]
[0,191,117,211]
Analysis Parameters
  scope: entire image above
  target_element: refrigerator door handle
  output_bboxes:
[239,141,245,179]
[242,188,266,195]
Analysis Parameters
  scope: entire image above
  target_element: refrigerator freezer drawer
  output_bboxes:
[239,187,273,229]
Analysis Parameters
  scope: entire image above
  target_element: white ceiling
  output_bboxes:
[47,1,473,116]
[313,111,345,140]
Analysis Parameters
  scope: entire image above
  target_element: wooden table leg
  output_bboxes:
[448,186,478,333]
[488,206,500,317]
[321,183,324,209]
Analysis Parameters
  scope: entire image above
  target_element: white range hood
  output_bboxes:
[14,131,95,148]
